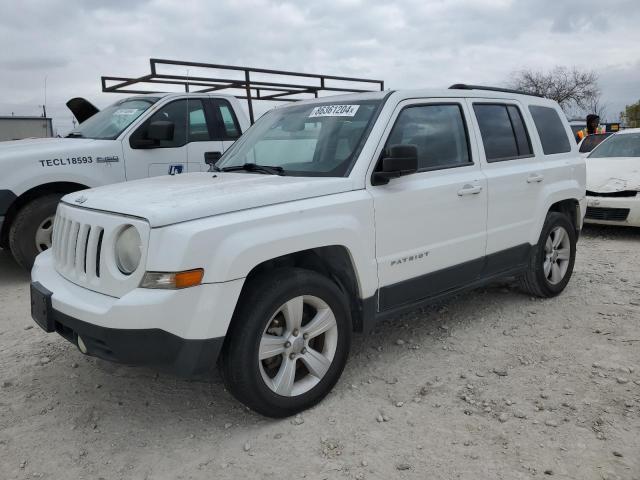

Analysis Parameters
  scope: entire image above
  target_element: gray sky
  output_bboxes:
[1,0,639,134]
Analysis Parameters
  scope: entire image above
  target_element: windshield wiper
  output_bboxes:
[65,132,84,138]
[219,163,285,176]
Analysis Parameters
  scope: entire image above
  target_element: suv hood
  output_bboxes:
[587,157,640,192]
[63,172,355,227]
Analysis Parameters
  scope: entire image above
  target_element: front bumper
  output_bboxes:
[30,250,245,375]
[31,281,223,375]
[585,195,640,227]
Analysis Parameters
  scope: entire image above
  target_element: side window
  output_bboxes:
[528,105,572,155]
[130,99,213,148]
[507,106,532,156]
[383,104,471,171]
[138,100,187,148]
[473,104,532,162]
[188,100,211,142]
[214,101,241,140]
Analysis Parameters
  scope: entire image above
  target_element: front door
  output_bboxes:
[369,100,488,311]
[123,97,222,179]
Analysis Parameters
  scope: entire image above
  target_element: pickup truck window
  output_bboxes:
[218,103,241,139]
[528,106,572,155]
[130,99,212,148]
[217,100,381,177]
[384,104,471,171]
[473,104,532,162]
[67,98,158,140]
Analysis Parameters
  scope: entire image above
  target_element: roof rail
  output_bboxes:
[448,84,542,98]
[102,58,385,123]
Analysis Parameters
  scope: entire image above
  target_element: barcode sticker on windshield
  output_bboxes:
[113,109,141,116]
[309,105,360,118]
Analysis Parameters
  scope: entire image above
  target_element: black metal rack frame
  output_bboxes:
[102,58,385,123]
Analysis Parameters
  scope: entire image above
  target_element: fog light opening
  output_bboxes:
[77,336,88,354]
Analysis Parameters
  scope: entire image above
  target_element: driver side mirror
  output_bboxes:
[148,121,174,141]
[130,121,175,149]
[372,144,419,185]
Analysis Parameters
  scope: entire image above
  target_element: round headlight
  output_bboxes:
[114,225,142,275]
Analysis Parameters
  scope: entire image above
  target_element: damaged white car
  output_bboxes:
[585,128,640,226]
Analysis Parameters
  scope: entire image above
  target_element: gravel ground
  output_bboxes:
[1,225,639,480]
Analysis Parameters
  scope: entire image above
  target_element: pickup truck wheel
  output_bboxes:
[8,194,62,270]
[519,212,576,298]
[220,268,351,418]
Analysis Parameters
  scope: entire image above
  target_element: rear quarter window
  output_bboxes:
[528,106,572,155]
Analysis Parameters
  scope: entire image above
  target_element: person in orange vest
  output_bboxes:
[576,114,605,141]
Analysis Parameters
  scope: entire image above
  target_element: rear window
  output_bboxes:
[529,106,572,155]
[473,104,532,162]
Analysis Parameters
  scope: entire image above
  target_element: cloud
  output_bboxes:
[0,0,638,133]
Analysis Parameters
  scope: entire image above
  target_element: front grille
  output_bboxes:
[585,207,630,222]
[52,214,104,279]
[586,190,638,198]
[50,202,149,298]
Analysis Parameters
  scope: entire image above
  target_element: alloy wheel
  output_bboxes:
[258,295,338,397]
[543,225,571,285]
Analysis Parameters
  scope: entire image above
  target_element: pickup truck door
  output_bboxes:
[186,98,243,172]
[369,99,488,311]
[122,97,223,179]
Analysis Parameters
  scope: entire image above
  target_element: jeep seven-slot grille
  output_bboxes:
[585,207,630,222]
[52,215,104,278]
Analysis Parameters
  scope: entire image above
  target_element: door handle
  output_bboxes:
[457,184,483,196]
[527,173,544,183]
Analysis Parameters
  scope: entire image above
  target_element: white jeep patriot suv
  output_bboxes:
[30,85,586,417]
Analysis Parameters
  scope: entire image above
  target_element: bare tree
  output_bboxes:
[509,66,601,115]
[584,95,607,121]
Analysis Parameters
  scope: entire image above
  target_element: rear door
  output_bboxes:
[370,99,488,311]
[186,98,244,172]
[467,100,542,267]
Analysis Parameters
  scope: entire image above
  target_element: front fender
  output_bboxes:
[146,190,378,299]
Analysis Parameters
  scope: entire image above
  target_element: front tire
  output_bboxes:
[9,194,62,270]
[519,212,576,297]
[220,268,352,418]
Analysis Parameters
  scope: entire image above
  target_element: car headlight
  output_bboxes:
[114,225,142,275]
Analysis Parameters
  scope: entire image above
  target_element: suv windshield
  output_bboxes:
[589,133,640,158]
[67,97,159,140]
[217,100,381,177]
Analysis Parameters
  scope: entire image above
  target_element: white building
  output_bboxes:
[0,116,53,141]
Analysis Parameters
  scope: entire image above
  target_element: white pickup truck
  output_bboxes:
[31,85,586,417]
[0,93,250,268]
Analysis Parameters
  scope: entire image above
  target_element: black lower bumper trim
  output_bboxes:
[37,296,224,376]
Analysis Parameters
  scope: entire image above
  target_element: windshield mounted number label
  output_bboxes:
[309,105,360,118]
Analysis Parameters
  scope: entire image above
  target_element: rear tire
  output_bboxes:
[8,194,62,270]
[519,212,576,298]
[220,268,352,418]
